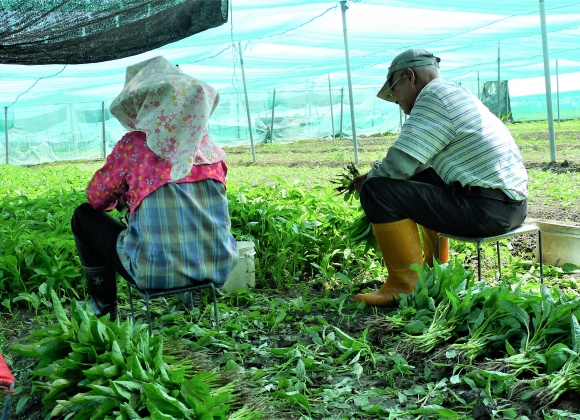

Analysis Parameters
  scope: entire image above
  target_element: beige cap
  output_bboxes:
[377,49,441,102]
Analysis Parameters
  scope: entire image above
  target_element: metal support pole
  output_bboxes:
[102,101,106,158]
[556,59,561,126]
[69,104,76,157]
[328,74,335,141]
[339,87,344,142]
[477,71,480,99]
[539,0,557,162]
[497,43,501,119]
[269,89,276,143]
[340,1,358,163]
[506,85,509,120]
[4,107,8,164]
[238,42,256,162]
[399,108,403,132]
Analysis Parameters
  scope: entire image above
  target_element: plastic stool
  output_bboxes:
[0,354,15,420]
[126,280,219,336]
[437,223,544,284]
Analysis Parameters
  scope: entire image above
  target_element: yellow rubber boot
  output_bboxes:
[354,219,424,307]
[420,225,449,265]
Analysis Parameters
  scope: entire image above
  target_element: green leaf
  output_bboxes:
[151,411,176,420]
[89,319,107,349]
[83,363,116,379]
[294,359,307,378]
[114,380,144,392]
[119,318,134,354]
[111,340,125,368]
[41,378,75,406]
[446,349,457,359]
[445,289,461,313]
[15,394,31,415]
[51,289,71,334]
[505,340,516,356]
[143,382,192,418]
[181,377,211,403]
[69,393,109,405]
[499,300,529,330]
[571,315,580,353]
[520,389,536,400]
[30,337,70,359]
[545,343,572,374]
[86,384,117,398]
[404,320,426,334]
[130,355,150,382]
[89,398,120,419]
[462,377,477,390]
[110,380,132,401]
[306,327,323,346]
[120,402,144,419]
[77,308,93,345]
[500,408,518,419]
[281,391,311,415]
[562,263,580,273]
[410,405,461,418]
[10,343,45,358]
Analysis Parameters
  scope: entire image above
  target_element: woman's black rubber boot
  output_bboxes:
[82,265,118,320]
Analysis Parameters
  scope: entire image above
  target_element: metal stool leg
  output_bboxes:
[538,230,544,285]
[126,281,219,336]
[209,284,219,328]
[496,241,502,280]
[145,297,153,336]
[127,284,135,323]
[436,233,442,260]
[477,241,482,283]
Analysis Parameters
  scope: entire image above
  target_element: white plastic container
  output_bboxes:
[535,221,580,267]
[222,241,256,291]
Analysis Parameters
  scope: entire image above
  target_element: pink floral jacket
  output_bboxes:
[86,131,227,214]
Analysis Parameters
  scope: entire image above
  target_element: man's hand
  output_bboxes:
[348,173,368,193]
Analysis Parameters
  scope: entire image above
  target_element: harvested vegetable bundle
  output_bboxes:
[331,162,361,202]
[331,163,378,252]
[348,213,378,253]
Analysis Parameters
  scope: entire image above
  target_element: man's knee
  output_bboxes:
[360,177,403,223]
[359,177,377,212]
[360,177,398,205]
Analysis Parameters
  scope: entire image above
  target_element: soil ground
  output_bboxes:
[2,128,580,419]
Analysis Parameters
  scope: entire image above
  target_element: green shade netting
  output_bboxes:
[0,0,579,163]
[0,0,228,65]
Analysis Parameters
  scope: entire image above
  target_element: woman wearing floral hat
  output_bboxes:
[71,56,239,318]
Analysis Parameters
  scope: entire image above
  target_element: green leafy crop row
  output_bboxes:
[11,290,260,419]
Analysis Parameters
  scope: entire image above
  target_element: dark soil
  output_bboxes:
[524,159,580,174]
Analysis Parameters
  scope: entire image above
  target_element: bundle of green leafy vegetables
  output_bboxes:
[331,163,378,253]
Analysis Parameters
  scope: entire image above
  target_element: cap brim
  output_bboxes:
[377,80,396,102]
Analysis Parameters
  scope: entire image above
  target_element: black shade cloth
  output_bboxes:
[0,0,228,64]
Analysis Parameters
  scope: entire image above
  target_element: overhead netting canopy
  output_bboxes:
[0,0,228,64]
[1,0,579,164]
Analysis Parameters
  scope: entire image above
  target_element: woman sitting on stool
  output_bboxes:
[71,56,239,318]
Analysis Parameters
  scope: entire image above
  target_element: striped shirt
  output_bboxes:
[116,179,239,290]
[391,79,527,201]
